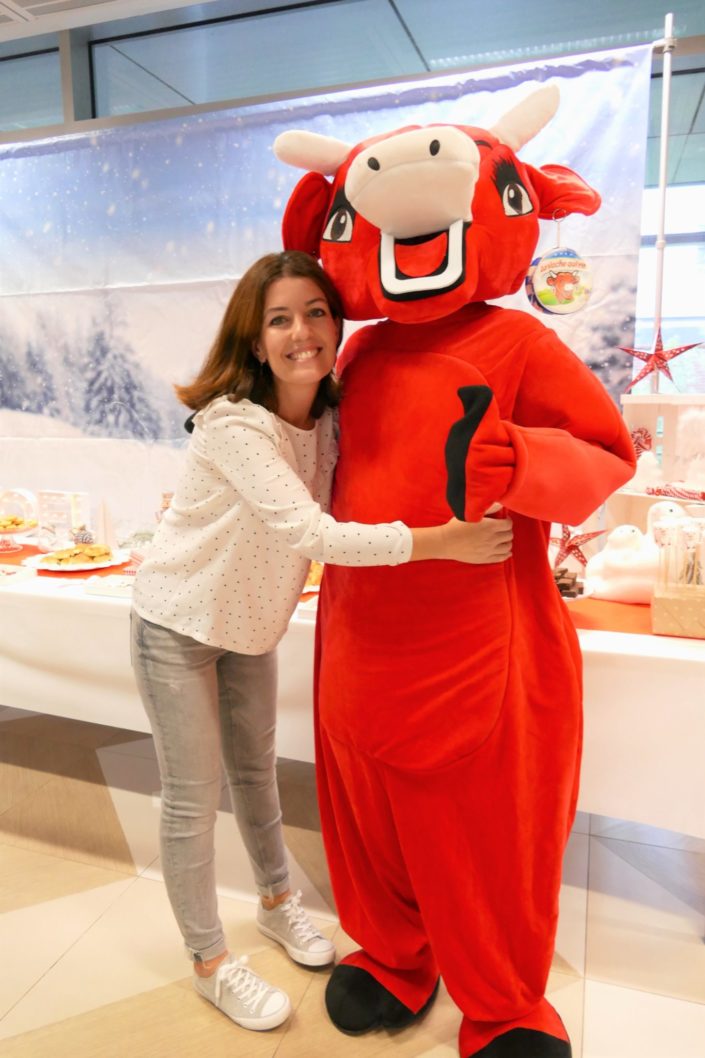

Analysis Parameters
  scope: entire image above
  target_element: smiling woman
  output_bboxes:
[174,251,344,425]
[127,248,513,1038]
[253,275,340,430]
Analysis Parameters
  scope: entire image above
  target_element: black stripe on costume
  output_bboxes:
[444,385,493,520]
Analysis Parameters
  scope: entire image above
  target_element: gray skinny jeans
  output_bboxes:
[130,611,290,962]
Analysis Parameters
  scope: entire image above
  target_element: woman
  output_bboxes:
[130,251,512,1034]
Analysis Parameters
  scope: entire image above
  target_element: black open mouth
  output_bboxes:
[379,220,469,301]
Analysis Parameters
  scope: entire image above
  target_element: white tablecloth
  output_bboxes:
[2,575,704,838]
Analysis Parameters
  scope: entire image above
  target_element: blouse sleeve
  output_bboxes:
[195,399,412,566]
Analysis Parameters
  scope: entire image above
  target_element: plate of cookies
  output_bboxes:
[0,515,38,535]
[302,560,323,594]
[23,544,130,572]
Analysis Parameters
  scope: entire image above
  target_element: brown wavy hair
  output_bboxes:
[175,251,344,417]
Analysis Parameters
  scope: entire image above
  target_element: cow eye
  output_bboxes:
[494,158,534,218]
[322,206,355,242]
[502,182,532,216]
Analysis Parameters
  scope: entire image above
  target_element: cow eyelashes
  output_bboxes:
[322,191,357,243]
[494,158,534,217]
[321,154,532,239]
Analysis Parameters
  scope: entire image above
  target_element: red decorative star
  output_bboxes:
[550,525,606,568]
[619,327,702,393]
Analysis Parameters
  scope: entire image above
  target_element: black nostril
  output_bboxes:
[367,157,380,170]
[430,139,440,156]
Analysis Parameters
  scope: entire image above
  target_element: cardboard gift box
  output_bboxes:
[652,590,705,639]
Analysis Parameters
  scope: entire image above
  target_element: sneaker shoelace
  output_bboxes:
[280,889,323,942]
[215,956,270,1012]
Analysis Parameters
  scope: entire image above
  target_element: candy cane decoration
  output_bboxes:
[630,426,652,458]
[646,485,705,501]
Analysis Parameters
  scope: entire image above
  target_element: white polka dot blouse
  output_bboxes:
[132,396,412,654]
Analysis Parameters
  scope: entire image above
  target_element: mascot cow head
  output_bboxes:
[274,85,600,324]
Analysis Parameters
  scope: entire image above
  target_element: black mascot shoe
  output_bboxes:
[468,1028,571,1057]
[325,963,439,1036]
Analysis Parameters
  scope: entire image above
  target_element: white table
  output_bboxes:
[577,626,705,840]
[0,573,317,763]
[2,575,704,839]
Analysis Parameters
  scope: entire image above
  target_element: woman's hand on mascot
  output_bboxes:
[439,511,513,564]
[444,385,516,522]
[409,507,513,564]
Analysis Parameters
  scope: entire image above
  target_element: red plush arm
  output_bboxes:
[499,330,636,523]
[447,328,636,524]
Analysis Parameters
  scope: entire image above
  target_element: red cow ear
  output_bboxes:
[526,163,601,219]
[282,172,332,255]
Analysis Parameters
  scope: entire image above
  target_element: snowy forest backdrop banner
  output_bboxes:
[0,46,651,528]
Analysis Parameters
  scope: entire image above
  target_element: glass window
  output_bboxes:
[91,0,425,118]
[646,69,705,186]
[395,0,705,70]
[635,186,705,393]
[0,50,62,131]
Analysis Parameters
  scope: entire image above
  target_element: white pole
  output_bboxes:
[651,12,677,392]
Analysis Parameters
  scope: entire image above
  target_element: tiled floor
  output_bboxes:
[1,705,704,1058]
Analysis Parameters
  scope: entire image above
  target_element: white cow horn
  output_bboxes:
[273,130,352,175]
[490,84,560,152]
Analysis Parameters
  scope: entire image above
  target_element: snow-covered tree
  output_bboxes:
[582,275,638,402]
[24,340,61,417]
[48,307,91,428]
[0,344,30,411]
[82,304,162,438]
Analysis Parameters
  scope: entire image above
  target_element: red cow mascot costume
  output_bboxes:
[274,85,635,1058]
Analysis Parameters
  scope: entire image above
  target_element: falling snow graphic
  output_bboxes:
[0,45,656,440]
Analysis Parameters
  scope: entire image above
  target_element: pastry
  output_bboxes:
[0,515,37,532]
[304,561,323,588]
[40,543,113,566]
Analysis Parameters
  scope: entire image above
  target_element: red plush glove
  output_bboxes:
[445,385,516,522]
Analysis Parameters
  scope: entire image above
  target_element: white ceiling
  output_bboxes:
[2,0,704,51]
[0,0,238,41]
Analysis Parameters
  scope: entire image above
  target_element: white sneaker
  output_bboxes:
[193,954,291,1031]
[257,890,336,967]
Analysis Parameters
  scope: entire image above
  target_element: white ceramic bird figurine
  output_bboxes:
[584,524,659,603]
[645,500,687,538]
[584,501,688,603]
